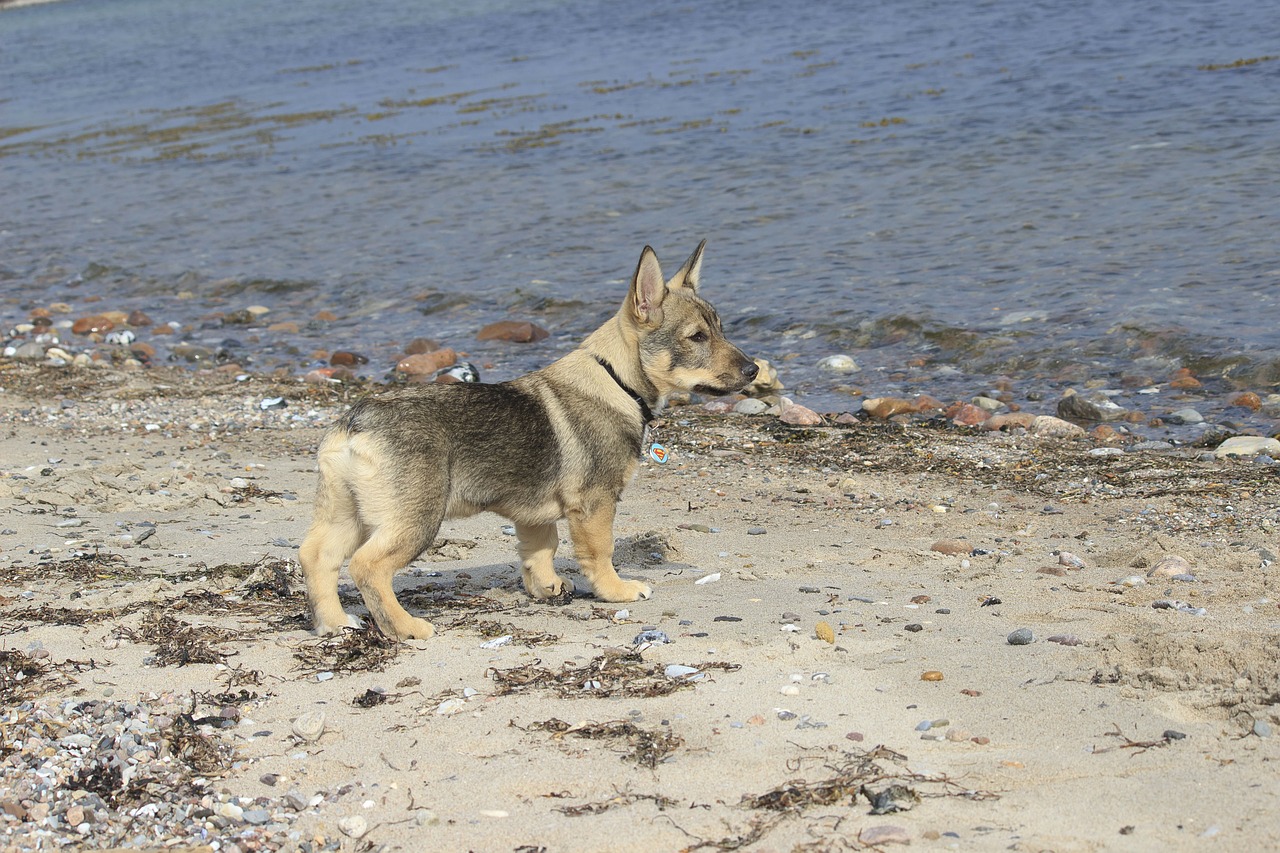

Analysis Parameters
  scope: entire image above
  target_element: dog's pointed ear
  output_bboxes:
[668,239,706,292]
[629,245,666,326]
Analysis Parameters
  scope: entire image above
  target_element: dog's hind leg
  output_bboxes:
[347,521,438,641]
[516,522,574,599]
[566,503,652,602]
[299,471,366,635]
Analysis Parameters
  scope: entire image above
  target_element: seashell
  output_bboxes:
[1147,555,1192,579]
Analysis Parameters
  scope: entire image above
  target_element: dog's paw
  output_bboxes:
[526,574,576,600]
[595,578,652,602]
[389,616,435,641]
[314,613,364,636]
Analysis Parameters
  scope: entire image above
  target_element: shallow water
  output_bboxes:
[2,0,1278,425]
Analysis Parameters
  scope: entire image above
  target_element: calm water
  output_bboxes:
[3,0,1278,420]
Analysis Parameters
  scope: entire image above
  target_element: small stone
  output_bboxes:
[1228,391,1262,411]
[1163,729,1187,740]
[950,403,990,427]
[733,397,769,415]
[904,624,923,633]
[930,538,970,556]
[1147,555,1193,579]
[126,309,154,326]
[779,400,824,425]
[816,354,859,374]
[746,526,766,535]
[1037,566,1067,576]
[1057,390,1127,422]
[1007,628,1034,645]
[861,397,916,419]
[1167,408,1204,425]
[1214,436,1280,459]
[291,711,326,742]
[396,349,457,375]
[920,670,944,681]
[1047,634,1082,646]
[984,412,1038,431]
[403,337,441,355]
[329,351,368,367]
[71,315,114,335]
[1253,719,1272,738]
[1030,415,1087,438]
[1058,551,1086,569]
[242,809,271,825]
[476,320,549,343]
[339,815,369,838]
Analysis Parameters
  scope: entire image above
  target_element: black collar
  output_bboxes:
[594,356,654,425]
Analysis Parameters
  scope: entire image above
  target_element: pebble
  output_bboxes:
[746,526,767,535]
[1058,551,1086,569]
[1167,407,1204,425]
[1253,720,1272,738]
[1147,555,1192,579]
[1047,634,1082,646]
[1007,628,1034,645]
[338,815,369,838]
[984,412,1038,431]
[290,711,326,742]
[1214,436,1280,459]
[1057,390,1127,422]
[1030,415,1086,438]
[930,538,971,556]
[816,354,858,374]
[920,670,944,681]
[861,397,917,419]
[396,349,457,376]
[476,320,549,342]
[733,397,769,415]
[950,403,990,427]
[779,399,824,425]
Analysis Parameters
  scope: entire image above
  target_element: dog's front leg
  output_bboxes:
[516,522,574,599]
[566,503,652,602]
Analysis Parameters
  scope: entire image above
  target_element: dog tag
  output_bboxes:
[648,443,668,464]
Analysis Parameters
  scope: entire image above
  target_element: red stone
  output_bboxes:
[71,315,114,335]
[476,321,549,343]
[1229,391,1262,411]
[950,403,989,426]
[329,351,368,367]
[396,349,457,375]
[127,309,153,326]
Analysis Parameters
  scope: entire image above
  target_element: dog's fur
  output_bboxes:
[299,242,758,640]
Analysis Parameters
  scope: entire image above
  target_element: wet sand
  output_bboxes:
[2,364,1278,852]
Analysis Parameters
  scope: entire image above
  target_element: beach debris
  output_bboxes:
[695,572,722,585]
[489,651,737,698]
[633,629,671,646]
[292,623,401,675]
[1147,554,1193,579]
[524,718,684,768]
[291,710,326,742]
[864,784,920,815]
[1007,628,1034,645]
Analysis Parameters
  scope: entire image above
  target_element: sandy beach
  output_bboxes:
[2,363,1278,852]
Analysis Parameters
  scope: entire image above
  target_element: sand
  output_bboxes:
[2,364,1278,852]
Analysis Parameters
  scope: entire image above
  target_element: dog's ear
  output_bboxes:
[668,239,706,292]
[629,245,666,326]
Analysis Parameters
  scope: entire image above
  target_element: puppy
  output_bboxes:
[299,242,758,639]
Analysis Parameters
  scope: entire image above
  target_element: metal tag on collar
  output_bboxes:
[648,443,668,464]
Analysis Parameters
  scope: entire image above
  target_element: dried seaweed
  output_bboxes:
[742,744,997,815]
[525,717,684,768]
[475,619,560,647]
[553,787,679,817]
[116,610,239,666]
[18,551,143,583]
[489,652,739,699]
[292,623,401,676]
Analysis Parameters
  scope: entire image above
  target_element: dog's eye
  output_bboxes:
[689,331,708,343]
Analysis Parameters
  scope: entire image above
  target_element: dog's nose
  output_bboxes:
[742,360,759,381]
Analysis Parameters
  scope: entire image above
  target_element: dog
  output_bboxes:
[298,241,758,640]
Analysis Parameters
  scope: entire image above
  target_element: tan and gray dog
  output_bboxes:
[299,242,758,640]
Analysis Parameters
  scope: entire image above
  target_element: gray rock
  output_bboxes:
[733,397,769,415]
[1253,719,1272,738]
[1214,436,1280,459]
[1057,391,1127,423]
[1007,627,1034,645]
[1168,408,1204,425]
